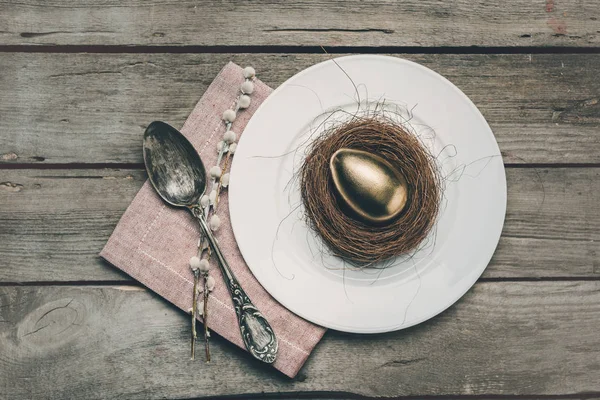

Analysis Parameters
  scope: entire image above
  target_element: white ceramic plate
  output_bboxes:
[229,55,506,333]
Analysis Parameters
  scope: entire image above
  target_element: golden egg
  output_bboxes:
[330,148,408,225]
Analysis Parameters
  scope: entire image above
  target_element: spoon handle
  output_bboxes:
[191,207,278,364]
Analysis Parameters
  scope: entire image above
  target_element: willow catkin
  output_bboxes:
[300,117,442,265]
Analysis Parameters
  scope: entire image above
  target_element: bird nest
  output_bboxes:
[299,117,442,265]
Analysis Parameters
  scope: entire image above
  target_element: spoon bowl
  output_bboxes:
[143,121,206,207]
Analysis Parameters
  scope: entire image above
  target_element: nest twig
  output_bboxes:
[300,117,442,265]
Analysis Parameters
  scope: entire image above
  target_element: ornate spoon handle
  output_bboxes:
[191,207,278,364]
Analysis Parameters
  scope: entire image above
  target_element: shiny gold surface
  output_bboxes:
[330,148,408,225]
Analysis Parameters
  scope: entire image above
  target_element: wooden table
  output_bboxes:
[1,1,599,399]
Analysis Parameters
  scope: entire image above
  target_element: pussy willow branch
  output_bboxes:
[202,272,210,362]
[194,81,253,362]
[191,269,199,360]
[214,152,232,210]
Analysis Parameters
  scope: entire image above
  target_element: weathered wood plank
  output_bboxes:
[0,282,598,399]
[0,168,598,282]
[0,53,599,165]
[0,0,599,47]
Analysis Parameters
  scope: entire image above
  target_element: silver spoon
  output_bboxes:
[142,121,278,364]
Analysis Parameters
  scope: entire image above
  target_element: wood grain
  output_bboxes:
[1,1,598,399]
[0,53,599,165]
[0,282,598,399]
[0,0,599,47]
[0,168,598,282]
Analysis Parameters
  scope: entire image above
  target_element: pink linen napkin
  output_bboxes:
[100,62,326,378]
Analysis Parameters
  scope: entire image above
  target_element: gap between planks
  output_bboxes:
[1,276,599,287]
[2,163,600,170]
[1,45,600,54]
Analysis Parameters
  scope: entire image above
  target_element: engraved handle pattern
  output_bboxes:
[191,207,278,363]
[230,280,278,363]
